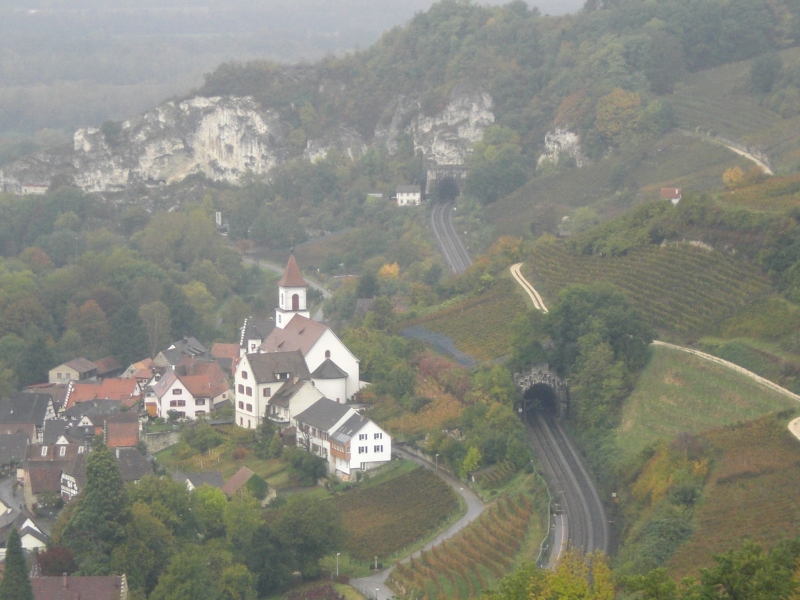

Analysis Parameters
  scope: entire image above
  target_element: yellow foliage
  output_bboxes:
[378,262,400,280]
[595,87,642,140]
[723,166,746,189]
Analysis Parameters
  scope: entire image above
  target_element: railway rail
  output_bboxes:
[431,201,472,274]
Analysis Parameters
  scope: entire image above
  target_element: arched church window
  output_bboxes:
[292,294,300,311]
[325,350,331,358]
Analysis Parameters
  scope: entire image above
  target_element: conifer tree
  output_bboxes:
[0,528,34,600]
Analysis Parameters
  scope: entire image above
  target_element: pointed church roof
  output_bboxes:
[278,255,308,288]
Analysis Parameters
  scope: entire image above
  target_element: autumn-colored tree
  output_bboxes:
[378,262,400,280]
[18,247,53,273]
[595,88,642,144]
[723,166,746,189]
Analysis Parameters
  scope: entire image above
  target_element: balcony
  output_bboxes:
[268,413,290,425]
[330,446,350,461]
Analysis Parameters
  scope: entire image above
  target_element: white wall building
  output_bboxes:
[396,184,422,206]
[294,398,391,480]
[275,255,310,329]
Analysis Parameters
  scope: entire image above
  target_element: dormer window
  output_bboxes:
[40,447,47,457]
[59,446,66,457]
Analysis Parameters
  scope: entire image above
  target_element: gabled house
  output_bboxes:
[48,358,98,384]
[151,362,230,420]
[175,357,232,408]
[0,514,49,555]
[31,574,129,600]
[233,351,311,430]
[395,184,422,206]
[104,412,140,448]
[211,342,240,374]
[23,383,69,415]
[221,466,256,497]
[64,399,121,438]
[64,378,142,410]
[267,380,323,431]
[61,447,150,503]
[94,356,123,378]
[660,187,682,205]
[0,393,57,443]
[24,443,83,511]
[121,358,157,385]
[154,337,210,367]
[260,315,360,401]
[294,398,391,480]
[239,317,276,357]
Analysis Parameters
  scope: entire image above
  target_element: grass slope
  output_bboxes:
[618,346,798,464]
[667,413,800,578]
[331,466,460,561]
[524,240,772,338]
[408,278,527,361]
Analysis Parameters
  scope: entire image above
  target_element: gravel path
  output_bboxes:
[351,448,484,600]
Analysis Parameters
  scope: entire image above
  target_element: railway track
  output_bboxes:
[431,201,472,274]
[527,411,608,566]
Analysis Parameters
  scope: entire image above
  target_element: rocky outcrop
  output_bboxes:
[0,89,496,194]
[537,128,586,168]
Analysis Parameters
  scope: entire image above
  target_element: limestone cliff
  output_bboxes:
[537,128,586,168]
[0,89,495,194]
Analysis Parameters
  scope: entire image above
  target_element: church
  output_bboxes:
[234,256,361,430]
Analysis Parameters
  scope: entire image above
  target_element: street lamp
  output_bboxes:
[376,589,380,600]
[336,553,340,577]
[435,453,439,470]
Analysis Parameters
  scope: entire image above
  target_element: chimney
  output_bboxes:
[116,448,120,459]
[63,573,68,589]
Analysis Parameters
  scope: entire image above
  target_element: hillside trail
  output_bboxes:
[351,448,484,600]
[509,264,800,406]
[680,128,774,175]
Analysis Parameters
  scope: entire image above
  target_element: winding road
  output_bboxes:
[352,448,484,600]
[431,202,472,274]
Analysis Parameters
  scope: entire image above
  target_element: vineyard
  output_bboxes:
[667,413,800,579]
[331,467,460,561]
[410,279,527,361]
[525,240,773,337]
[471,461,518,490]
[388,493,538,600]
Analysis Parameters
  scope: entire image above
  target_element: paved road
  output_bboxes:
[243,256,331,321]
[430,202,472,274]
[351,448,484,600]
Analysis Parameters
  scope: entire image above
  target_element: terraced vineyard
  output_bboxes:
[472,461,518,490]
[525,241,773,337]
[331,467,460,561]
[410,279,526,361]
[388,493,537,600]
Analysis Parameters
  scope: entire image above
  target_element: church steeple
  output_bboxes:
[276,254,310,328]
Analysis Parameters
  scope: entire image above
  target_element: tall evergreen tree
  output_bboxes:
[61,445,128,574]
[0,528,34,600]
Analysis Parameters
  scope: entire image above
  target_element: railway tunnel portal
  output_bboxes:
[514,364,569,418]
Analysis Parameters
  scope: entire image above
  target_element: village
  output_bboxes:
[0,255,391,594]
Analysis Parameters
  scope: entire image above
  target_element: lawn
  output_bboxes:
[330,465,461,562]
[617,345,799,464]
[667,413,800,579]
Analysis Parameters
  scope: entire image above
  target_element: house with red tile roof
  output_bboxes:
[151,361,231,420]
[211,342,240,374]
[660,187,682,205]
[31,574,128,600]
[93,356,123,378]
[104,412,140,448]
[221,466,256,497]
[23,443,84,511]
[64,378,141,410]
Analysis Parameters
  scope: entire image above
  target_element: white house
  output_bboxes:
[294,398,391,480]
[151,370,201,420]
[275,254,310,329]
[261,315,360,401]
[267,379,323,431]
[396,184,422,206]
[234,350,312,430]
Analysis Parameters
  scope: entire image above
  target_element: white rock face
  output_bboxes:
[0,89,495,194]
[537,128,586,168]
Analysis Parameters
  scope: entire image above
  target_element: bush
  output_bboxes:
[285,448,328,486]
[232,446,247,460]
[182,422,224,453]
[245,474,269,500]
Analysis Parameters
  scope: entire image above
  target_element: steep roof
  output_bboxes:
[175,359,230,398]
[185,471,224,489]
[294,398,353,432]
[64,399,120,421]
[23,383,69,411]
[65,378,141,409]
[240,317,276,347]
[330,413,371,445]
[660,187,682,199]
[62,358,98,374]
[151,369,178,399]
[0,431,28,465]
[31,575,126,600]
[311,358,348,380]
[260,315,329,355]
[105,412,140,448]
[221,466,255,497]
[268,380,310,409]
[211,343,239,361]
[0,393,52,426]
[112,447,151,481]
[278,254,308,288]
[245,351,310,384]
[93,356,122,376]
[28,463,67,494]
[168,337,208,356]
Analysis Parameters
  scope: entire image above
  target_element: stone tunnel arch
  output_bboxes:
[514,364,569,419]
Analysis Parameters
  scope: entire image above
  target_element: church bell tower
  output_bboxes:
[276,254,310,328]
